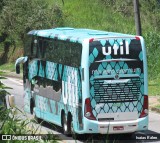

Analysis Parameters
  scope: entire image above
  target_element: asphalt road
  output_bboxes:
[1,77,160,143]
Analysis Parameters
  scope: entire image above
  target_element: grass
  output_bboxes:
[0,62,23,79]
[148,77,160,96]
[155,98,160,109]
[0,106,59,143]
[0,63,15,72]
[155,104,160,108]
[52,0,136,34]
[50,0,159,34]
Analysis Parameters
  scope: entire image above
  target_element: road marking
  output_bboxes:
[8,78,23,86]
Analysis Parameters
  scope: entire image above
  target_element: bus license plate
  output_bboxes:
[113,126,124,131]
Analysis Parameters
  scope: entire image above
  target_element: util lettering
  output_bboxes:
[102,41,129,55]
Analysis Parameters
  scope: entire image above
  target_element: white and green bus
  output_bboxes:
[15,27,148,135]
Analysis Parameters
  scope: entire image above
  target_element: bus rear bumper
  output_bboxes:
[78,116,148,134]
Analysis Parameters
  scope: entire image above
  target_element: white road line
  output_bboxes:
[8,78,23,86]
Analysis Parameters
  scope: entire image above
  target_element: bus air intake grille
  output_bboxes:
[93,78,141,103]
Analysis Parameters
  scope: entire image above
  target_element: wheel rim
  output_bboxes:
[71,121,74,134]
[64,123,67,131]
[63,115,67,132]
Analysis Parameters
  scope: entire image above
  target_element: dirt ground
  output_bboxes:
[149,96,160,108]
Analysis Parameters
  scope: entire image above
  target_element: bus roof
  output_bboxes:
[28,27,137,44]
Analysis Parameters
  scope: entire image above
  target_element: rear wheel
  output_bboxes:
[30,97,35,114]
[33,107,42,124]
[70,118,80,140]
[62,113,72,136]
[61,113,81,139]
[33,112,42,124]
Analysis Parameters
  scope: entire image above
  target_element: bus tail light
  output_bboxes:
[84,98,96,120]
[89,38,94,43]
[135,36,140,40]
[140,95,148,118]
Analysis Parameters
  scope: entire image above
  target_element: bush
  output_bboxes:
[144,31,160,80]
[0,0,65,64]
[0,74,58,142]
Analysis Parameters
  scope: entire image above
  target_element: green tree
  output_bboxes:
[0,0,64,64]
[0,0,64,44]
[0,0,5,12]
[101,0,160,30]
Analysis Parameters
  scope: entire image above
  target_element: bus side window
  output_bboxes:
[70,43,82,67]
[24,35,32,56]
[31,37,38,58]
[61,41,69,65]
[37,38,43,59]
[65,43,72,66]
[44,39,82,67]
[44,40,54,61]
[42,40,47,59]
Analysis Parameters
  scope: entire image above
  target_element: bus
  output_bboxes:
[15,27,148,135]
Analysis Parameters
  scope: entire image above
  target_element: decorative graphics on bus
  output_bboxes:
[89,39,144,119]
[92,68,141,76]
[25,59,82,130]
[62,69,79,107]
[102,40,130,55]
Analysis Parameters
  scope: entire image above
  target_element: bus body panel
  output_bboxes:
[24,58,83,131]
[80,116,148,134]
[140,37,148,95]
[89,38,145,116]
[81,37,148,134]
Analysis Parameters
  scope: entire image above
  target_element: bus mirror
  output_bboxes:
[15,56,28,74]
[16,64,20,74]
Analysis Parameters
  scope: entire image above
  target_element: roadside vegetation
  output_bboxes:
[0,74,59,142]
[0,0,160,99]
[0,107,59,143]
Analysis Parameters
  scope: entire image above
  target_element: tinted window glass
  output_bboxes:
[31,37,38,57]
[44,39,82,67]
[30,37,82,67]
[24,35,32,56]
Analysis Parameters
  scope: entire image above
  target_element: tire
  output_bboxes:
[61,113,81,139]
[70,117,80,140]
[70,121,77,139]
[30,98,34,114]
[62,113,72,136]
[33,108,42,124]
[34,114,42,124]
